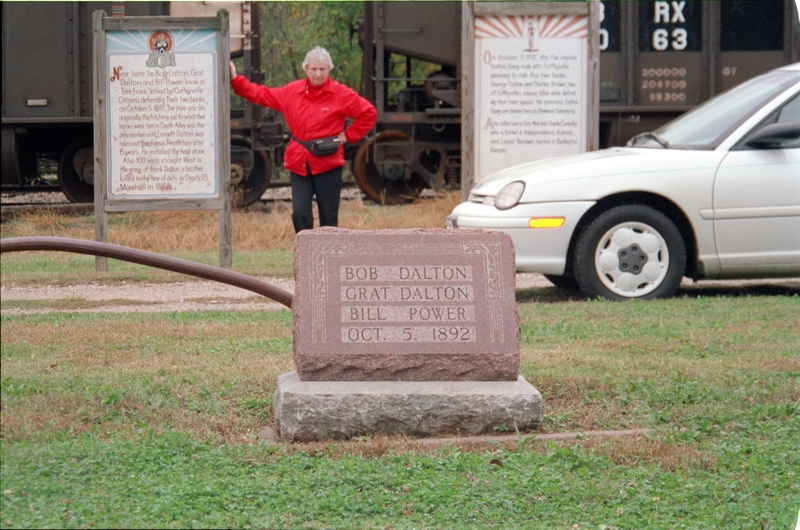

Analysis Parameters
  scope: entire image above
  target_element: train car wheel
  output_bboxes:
[353,131,426,205]
[231,140,270,208]
[58,141,94,203]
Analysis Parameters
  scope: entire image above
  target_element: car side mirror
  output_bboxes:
[745,122,800,149]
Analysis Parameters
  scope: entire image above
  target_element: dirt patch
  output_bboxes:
[1,277,294,315]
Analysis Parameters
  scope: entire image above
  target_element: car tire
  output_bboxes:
[573,205,686,300]
[543,274,581,292]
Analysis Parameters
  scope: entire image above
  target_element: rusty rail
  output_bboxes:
[0,236,294,309]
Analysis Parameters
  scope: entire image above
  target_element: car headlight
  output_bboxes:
[494,181,525,210]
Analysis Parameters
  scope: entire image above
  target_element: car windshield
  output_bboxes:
[632,70,800,150]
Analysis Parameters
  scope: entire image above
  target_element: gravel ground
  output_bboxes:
[1,277,293,315]
[0,190,71,204]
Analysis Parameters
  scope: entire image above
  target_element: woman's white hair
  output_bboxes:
[302,46,334,70]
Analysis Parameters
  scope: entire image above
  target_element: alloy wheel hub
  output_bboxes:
[617,244,648,274]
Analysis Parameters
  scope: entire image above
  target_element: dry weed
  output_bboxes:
[582,436,718,471]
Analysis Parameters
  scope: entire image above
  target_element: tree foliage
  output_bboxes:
[259,2,364,91]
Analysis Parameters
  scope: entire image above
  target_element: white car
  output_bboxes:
[447,63,800,300]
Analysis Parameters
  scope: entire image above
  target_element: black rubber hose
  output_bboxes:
[0,236,294,309]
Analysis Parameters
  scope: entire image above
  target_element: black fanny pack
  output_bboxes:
[293,135,341,157]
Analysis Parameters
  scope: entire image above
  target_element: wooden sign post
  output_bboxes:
[93,10,231,270]
[461,1,600,197]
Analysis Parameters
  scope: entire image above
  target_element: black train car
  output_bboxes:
[355,0,800,204]
[1,1,284,206]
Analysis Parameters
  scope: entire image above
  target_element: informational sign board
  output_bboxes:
[93,10,231,268]
[461,2,599,192]
[107,44,218,199]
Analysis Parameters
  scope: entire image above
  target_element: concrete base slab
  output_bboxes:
[273,371,543,442]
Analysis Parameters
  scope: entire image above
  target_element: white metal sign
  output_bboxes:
[475,14,589,177]
[106,30,219,199]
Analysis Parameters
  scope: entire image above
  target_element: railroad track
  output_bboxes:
[0,201,94,220]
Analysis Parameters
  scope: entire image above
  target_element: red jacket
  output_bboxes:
[231,75,376,176]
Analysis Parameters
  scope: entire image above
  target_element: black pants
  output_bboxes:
[290,166,343,233]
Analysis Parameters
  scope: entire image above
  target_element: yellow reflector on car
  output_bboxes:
[529,217,565,229]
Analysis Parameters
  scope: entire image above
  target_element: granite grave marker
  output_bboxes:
[292,228,520,381]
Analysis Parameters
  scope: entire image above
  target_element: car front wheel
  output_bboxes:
[573,205,686,300]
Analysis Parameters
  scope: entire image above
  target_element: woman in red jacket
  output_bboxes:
[230,47,377,232]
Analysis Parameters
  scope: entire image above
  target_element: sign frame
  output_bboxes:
[93,10,232,268]
[461,1,600,198]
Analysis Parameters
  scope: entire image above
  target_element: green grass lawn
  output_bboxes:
[1,249,799,528]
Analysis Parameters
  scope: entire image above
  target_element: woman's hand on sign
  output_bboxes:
[229,62,237,79]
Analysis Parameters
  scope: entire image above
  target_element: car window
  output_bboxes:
[735,94,800,150]
[775,94,800,124]
[645,71,800,150]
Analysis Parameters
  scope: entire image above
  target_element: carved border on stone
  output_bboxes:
[311,242,348,343]
[462,242,504,342]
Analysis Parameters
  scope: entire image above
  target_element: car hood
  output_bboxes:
[470,147,721,203]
